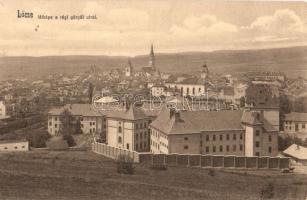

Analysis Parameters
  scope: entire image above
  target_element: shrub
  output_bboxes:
[117,154,134,175]
[26,131,51,148]
[260,182,274,199]
[208,168,215,176]
[151,163,168,170]
[62,134,75,147]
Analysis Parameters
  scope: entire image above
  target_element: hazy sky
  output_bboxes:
[0,0,307,56]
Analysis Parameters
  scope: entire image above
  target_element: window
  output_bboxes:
[240,133,243,140]
[118,136,122,143]
[184,145,189,150]
[219,145,223,152]
[206,135,209,141]
[80,117,83,121]
[93,122,95,126]
[226,134,230,140]
[135,144,138,150]
[55,124,57,128]
[255,152,260,156]
[14,146,17,149]
[226,145,229,152]
[4,147,7,149]
[144,142,146,149]
[303,124,306,129]
[206,146,209,153]
[255,141,260,148]
[232,145,236,151]
[144,122,147,128]
[126,143,129,150]
[295,123,299,131]
[55,117,58,121]
[81,124,84,128]
[140,133,143,139]
[140,143,143,149]
[213,135,216,141]
[118,126,122,133]
[213,146,216,152]
[268,135,272,142]
[49,122,52,126]
[22,146,25,149]
[240,145,243,151]
[219,135,223,141]
[255,130,260,136]
[93,128,95,133]
[136,124,139,129]
[184,137,188,141]
[268,146,272,153]
[140,123,143,129]
[90,122,92,126]
[233,134,236,140]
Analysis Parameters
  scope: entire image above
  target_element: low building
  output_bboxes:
[48,104,106,137]
[149,107,278,156]
[0,140,29,152]
[283,112,307,134]
[106,105,152,152]
[283,144,307,165]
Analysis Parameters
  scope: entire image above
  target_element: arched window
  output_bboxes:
[118,136,122,143]
[118,126,122,133]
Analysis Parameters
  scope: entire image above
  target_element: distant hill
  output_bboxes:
[0,46,306,81]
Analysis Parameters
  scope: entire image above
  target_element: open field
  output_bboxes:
[0,151,306,200]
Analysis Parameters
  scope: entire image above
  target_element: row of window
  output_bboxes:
[0,146,26,150]
[135,142,147,151]
[202,144,244,152]
[202,133,244,142]
[151,130,168,140]
[135,132,148,141]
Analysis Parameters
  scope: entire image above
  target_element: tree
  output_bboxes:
[59,109,74,135]
[279,94,291,131]
[89,83,94,103]
[75,119,82,134]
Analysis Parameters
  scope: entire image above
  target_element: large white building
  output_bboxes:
[106,105,152,152]
[0,101,7,118]
[149,84,279,157]
[0,140,29,152]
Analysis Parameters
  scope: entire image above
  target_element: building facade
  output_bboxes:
[150,107,278,156]
[283,112,307,134]
[0,101,7,118]
[48,104,105,137]
[106,105,152,152]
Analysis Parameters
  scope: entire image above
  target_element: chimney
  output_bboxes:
[174,110,181,122]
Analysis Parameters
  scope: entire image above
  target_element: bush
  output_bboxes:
[151,164,168,170]
[260,182,274,199]
[62,134,75,147]
[26,131,51,148]
[208,169,215,176]
[117,154,134,175]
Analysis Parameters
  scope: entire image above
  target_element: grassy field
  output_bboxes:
[0,151,306,200]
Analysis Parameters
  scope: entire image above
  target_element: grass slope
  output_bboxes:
[0,151,306,200]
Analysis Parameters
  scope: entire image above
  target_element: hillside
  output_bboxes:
[0,151,306,200]
[0,46,306,81]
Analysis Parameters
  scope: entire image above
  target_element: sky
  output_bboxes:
[0,0,307,56]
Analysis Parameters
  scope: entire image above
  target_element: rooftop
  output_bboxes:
[285,112,307,122]
[150,107,244,135]
[283,144,307,160]
[49,104,103,117]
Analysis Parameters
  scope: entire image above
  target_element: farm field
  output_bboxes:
[0,151,306,200]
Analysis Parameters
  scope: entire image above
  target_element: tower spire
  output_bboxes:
[149,43,155,70]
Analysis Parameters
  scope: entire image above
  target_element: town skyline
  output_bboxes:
[1,0,307,56]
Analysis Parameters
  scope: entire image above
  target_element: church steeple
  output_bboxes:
[149,43,155,70]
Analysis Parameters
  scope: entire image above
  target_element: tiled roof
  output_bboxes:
[285,112,307,122]
[283,144,307,160]
[241,110,262,125]
[48,104,102,117]
[150,107,244,135]
[106,105,149,121]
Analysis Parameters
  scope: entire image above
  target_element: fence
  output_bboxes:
[92,142,290,169]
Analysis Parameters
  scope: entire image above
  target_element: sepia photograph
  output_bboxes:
[0,0,307,199]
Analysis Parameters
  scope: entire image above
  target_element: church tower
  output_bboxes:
[149,44,155,70]
[125,59,133,77]
[201,64,209,80]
